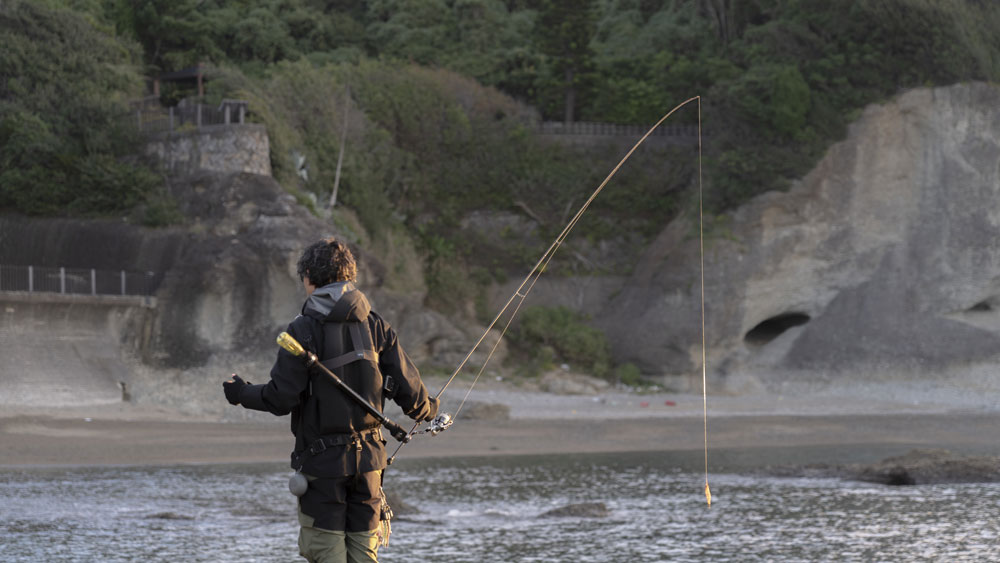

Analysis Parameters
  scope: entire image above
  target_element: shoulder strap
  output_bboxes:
[320,322,379,371]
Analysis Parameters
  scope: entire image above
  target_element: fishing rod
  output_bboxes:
[387,97,708,472]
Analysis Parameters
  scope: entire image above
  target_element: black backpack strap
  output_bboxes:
[319,322,379,371]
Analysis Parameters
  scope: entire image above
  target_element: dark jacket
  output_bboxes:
[238,281,434,477]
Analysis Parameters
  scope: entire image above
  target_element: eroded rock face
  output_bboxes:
[605,82,1000,392]
[0,170,499,413]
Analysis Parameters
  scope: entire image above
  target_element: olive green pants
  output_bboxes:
[298,508,379,563]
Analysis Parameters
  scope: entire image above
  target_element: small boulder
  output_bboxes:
[852,449,1000,485]
[538,502,610,518]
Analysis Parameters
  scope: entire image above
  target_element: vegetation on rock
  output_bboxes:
[4,0,1000,377]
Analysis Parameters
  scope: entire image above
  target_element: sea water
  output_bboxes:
[1,446,998,562]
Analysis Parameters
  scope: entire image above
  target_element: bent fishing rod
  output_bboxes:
[386,97,710,484]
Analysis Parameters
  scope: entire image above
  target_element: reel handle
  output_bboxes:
[383,419,411,443]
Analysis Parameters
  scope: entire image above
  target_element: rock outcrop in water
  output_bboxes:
[850,449,1000,485]
[763,449,1000,485]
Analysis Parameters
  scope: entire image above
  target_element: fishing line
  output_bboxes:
[452,288,527,419]
[697,98,711,508]
[388,96,704,464]
[452,254,551,419]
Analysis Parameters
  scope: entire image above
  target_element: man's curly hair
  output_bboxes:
[296,237,357,286]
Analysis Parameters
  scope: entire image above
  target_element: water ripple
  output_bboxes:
[1,451,998,562]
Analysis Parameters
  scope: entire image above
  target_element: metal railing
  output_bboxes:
[538,121,701,138]
[0,265,160,297]
[129,97,249,135]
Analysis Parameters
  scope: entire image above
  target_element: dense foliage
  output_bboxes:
[511,305,612,378]
[209,59,672,310]
[8,0,1000,219]
[7,0,1000,364]
[0,1,160,217]
[5,0,1000,375]
[47,0,999,216]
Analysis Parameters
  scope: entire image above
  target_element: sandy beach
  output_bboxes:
[2,383,998,468]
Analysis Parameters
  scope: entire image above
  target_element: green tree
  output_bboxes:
[116,0,224,72]
[536,0,598,123]
[0,1,159,217]
[447,0,539,99]
[698,0,769,44]
[114,0,368,73]
[588,2,724,124]
[365,0,456,66]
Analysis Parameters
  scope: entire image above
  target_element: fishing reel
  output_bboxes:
[388,412,454,465]
[422,413,453,436]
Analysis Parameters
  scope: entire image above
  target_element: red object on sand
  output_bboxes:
[640,401,649,408]
[665,400,676,406]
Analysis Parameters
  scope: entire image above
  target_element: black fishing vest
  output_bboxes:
[290,317,393,476]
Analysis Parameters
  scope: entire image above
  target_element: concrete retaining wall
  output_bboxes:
[0,292,156,407]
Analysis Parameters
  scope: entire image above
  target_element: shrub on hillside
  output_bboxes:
[0,1,159,217]
[511,305,611,378]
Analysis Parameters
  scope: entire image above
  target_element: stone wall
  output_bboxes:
[143,124,271,177]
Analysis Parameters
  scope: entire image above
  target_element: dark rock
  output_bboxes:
[538,502,609,518]
[850,449,1000,485]
[762,448,1000,485]
[147,512,193,520]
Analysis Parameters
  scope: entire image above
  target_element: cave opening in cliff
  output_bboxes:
[967,300,993,312]
[744,313,811,347]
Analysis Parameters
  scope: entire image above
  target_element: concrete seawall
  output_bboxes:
[0,292,156,408]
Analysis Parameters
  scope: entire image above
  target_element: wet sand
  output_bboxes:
[2,397,998,468]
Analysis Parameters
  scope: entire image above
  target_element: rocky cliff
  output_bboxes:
[4,82,998,414]
[0,168,500,416]
[604,82,1000,401]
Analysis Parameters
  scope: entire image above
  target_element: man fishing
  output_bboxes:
[223,237,439,563]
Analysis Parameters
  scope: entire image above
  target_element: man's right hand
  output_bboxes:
[422,396,441,421]
[223,374,249,405]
